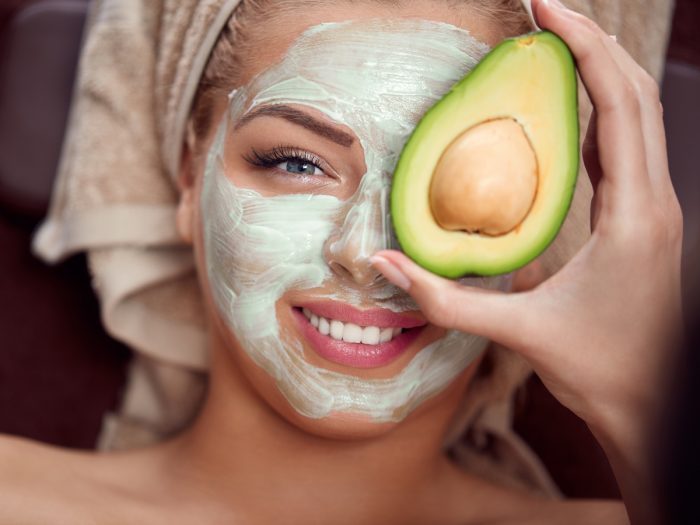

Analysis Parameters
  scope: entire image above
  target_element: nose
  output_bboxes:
[323,171,394,287]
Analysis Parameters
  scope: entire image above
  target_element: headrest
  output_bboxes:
[0,0,88,218]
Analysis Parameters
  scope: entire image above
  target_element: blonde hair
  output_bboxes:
[190,0,532,139]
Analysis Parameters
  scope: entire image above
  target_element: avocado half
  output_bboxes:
[391,31,579,278]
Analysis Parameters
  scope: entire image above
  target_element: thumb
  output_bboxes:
[370,250,531,348]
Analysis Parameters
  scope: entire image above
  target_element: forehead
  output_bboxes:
[235,2,503,86]
[256,19,488,102]
[229,19,490,155]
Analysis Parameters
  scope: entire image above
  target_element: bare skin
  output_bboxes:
[372,1,684,523]
[0,0,675,523]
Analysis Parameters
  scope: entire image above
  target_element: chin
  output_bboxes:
[215,328,452,441]
[260,366,468,442]
[278,407,402,441]
[226,328,475,441]
[221,333,400,440]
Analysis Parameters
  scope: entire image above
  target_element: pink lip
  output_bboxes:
[291,307,426,369]
[297,300,426,329]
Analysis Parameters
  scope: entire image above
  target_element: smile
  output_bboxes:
[302,307,404,344]
[292,301,427,369]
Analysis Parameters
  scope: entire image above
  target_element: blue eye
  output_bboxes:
[276,158,324,176]
[244,146,328,178]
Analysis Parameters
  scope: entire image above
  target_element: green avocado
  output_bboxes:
[391,30,579,278]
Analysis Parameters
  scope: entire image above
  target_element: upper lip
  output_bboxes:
[296,300,427,329]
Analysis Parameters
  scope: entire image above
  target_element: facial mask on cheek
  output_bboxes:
[201,19,511,422]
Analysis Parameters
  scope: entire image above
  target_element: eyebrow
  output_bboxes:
[234,104,355,148]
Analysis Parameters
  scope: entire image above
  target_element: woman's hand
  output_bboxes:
[371,0,683,520]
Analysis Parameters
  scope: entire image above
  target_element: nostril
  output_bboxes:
[370,272,387,286]
[328,261,354,282]
[327,259,387,287]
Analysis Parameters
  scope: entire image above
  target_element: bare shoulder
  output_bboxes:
[486,480,628,525]
[0,436,77,524]
[441,460,629,525]
[525,498,629,525]
[0,434,101,523]
[0,433,88,481]
[0,434,170,524]
[480,488,628,525]
[0,434,216,524]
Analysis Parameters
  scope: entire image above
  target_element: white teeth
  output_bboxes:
[361,326,380,345]
[379,327,393,343]
[342,323,363,344]
[379,328,394,343]
[301,308,405,345]
[318,317,330,335]
[330,320,344,341]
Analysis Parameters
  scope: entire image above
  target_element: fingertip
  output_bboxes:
[531,0,544,26]
[374,250,452,294]
[381,251,427,276]
[369,253,412,291]
[531,0,553,28]
[371,249,414,268]
[534,0,604,39]
[531,0,575,32]
[371,248,401,260]
[368,253,389,267]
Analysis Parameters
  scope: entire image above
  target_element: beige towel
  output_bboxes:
[32,0,674,498]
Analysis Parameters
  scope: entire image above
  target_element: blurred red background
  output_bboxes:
[0,0,698,499]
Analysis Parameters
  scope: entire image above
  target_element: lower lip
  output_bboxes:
[291,307,425,369]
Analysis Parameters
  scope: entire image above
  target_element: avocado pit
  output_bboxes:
[429,118,538,236]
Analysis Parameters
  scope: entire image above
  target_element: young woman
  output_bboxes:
[0,0,681,523]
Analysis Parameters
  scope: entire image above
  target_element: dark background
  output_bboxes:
[0,0,698,500]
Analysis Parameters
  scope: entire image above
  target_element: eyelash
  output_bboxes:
[243,145,327,177]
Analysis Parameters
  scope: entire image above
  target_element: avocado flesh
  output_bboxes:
[391,31,579,278]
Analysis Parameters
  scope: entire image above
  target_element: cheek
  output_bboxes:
[200,148,343,334]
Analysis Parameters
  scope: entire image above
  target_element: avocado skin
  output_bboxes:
[390,30,580,278]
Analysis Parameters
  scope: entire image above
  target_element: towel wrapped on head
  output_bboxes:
[32,0,674,497]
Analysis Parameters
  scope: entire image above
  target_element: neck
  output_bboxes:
[166,326,478,524]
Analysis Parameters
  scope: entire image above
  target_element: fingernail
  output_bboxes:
[369,255,411,291]
[609,34,618,42]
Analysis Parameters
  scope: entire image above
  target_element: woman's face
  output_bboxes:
[184,3,516,438]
